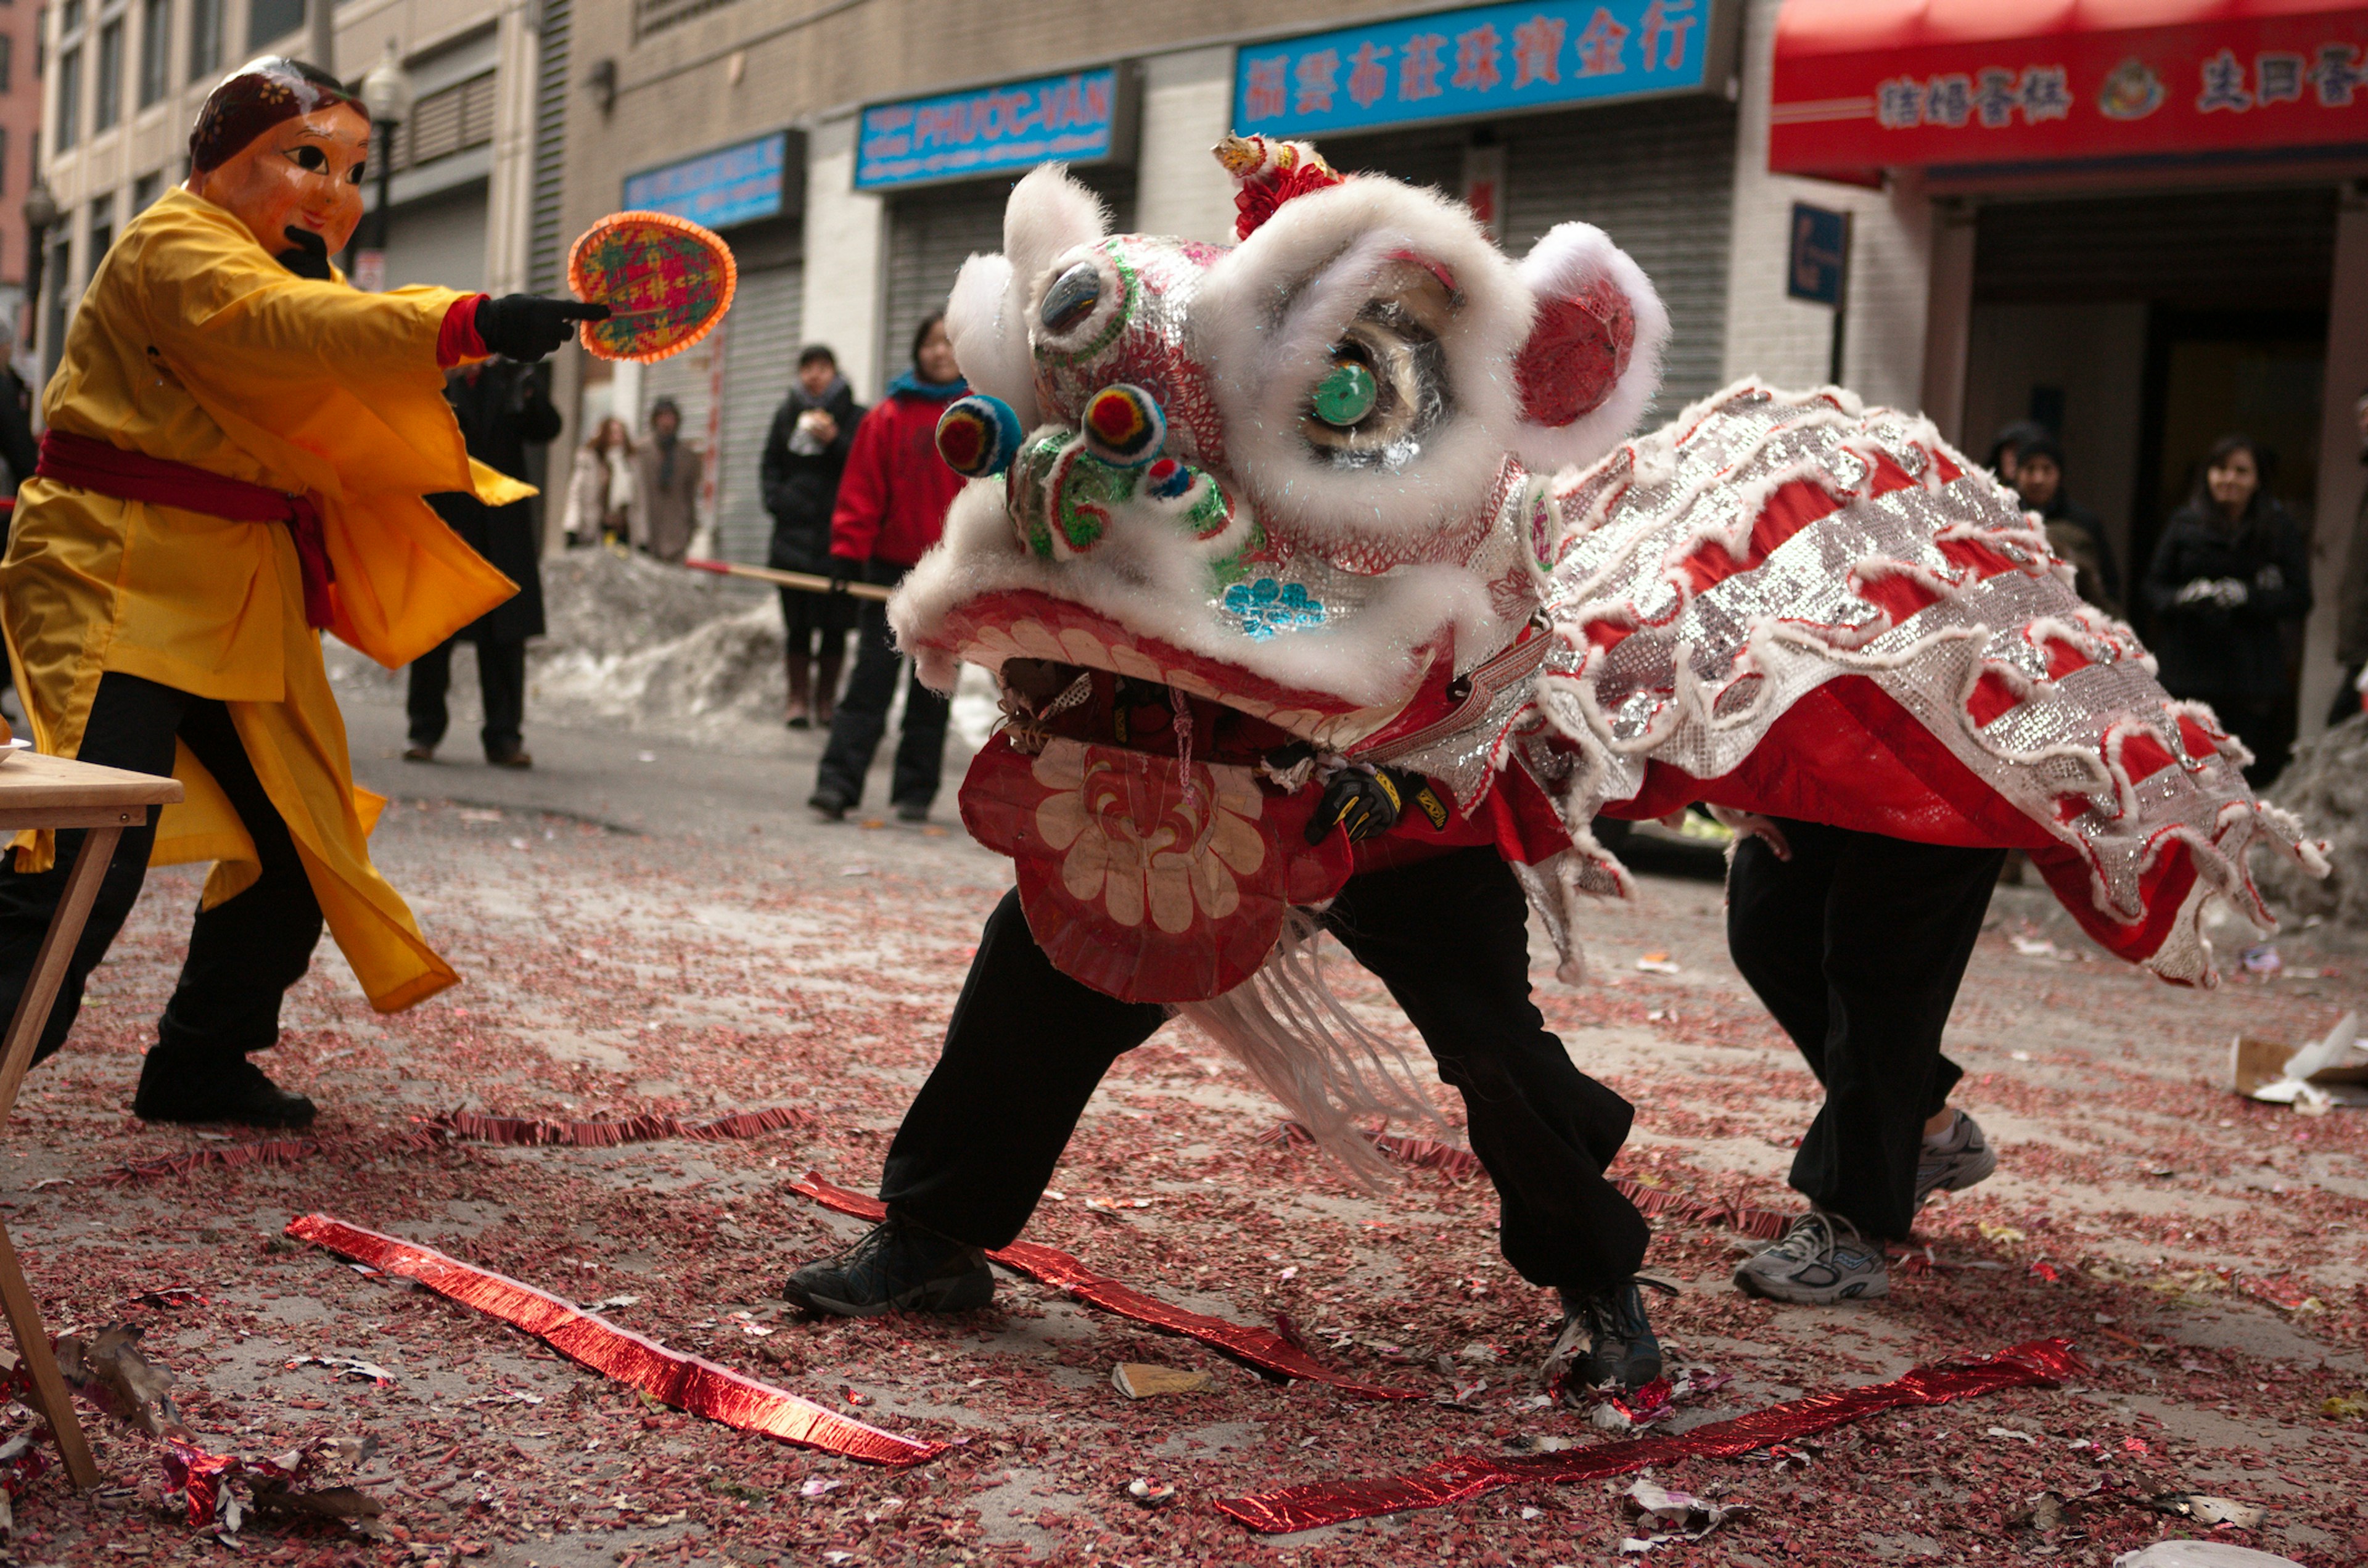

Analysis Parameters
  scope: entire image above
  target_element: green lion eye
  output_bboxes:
[1312,359,1378,428]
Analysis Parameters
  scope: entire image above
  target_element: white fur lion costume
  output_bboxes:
[889,136,2317,1147]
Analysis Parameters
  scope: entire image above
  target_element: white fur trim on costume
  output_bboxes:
[1508,223,1669,476]
[945,253,1040,430]
[1002,166,1108,306]
[1193,176,1534,554]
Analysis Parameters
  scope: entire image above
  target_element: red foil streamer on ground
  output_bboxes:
[284,1213,944,1467]
[160,1440,245,1527]
[1215,1337,2087,1532]
[790,1173,1421,1401]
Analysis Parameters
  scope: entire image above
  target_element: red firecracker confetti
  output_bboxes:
[283,1213,945,1466]
[791,1173,1421,1399]
[1215,1338,2087,1531]
[432,1104,810,1147]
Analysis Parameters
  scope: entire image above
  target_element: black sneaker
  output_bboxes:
[131,1052,317,1128]
[807,787,851,822]
[894,800,930,824]
[1543,1277,1666,1397]
[781,1215,993,1317]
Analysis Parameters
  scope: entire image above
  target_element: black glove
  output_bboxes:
[1306,766,1432,846]
[827,559,858,595]
[276,226,332,280]
[472,293,611,361]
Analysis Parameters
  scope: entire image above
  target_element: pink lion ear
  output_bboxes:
[1510,223,1669,474]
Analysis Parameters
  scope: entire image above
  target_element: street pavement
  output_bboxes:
[0,674,2361,1566]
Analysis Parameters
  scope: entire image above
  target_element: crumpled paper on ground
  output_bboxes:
[2230,1012,2368,1110]
[1620,1477,1750,1551]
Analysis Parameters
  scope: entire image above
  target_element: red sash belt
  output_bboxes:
[33,429,335,628]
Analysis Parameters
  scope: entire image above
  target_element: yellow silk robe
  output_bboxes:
[1,186,524,1013]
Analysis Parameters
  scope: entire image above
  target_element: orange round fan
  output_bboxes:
[567,211,738,364]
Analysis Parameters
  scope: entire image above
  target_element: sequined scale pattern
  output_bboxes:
[1532,381,2318,983]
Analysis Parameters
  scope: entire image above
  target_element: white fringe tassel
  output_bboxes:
[1175,911,1450,1189]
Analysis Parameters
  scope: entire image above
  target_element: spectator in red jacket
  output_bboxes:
[809,312,968,822]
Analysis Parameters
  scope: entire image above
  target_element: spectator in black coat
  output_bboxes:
[2142,434,2312,786]
[406,360,562,769]
[2328,389,2368,728]
[760,345,862,729]
[2012,437,2121,612]
[0,329,38,495]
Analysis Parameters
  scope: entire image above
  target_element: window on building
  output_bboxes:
[86,198,113,287]
[43,233,69,383]
[136,0,163,105]
[394,70,496,172]
[244,0,298,49]
[94,15,119,128]
[0,129,12,197]
[133,168,159,208]
[635,0,739,38]
[0,33,13,91]
[55,44,79,148]
[184,0,215,78]
[60,0,79,30]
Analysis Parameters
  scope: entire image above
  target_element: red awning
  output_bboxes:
[1770,1,2368,181]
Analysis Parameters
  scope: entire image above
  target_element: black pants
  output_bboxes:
[0,672,323,1067]
[879,848,1650,1294]
[814,563,948,810]
[408,637,527,758]
[1726,820,2004,1241]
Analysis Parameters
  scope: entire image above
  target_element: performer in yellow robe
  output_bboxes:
[0,56,602,1125]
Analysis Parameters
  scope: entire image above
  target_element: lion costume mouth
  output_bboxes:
[922,589,1421,752]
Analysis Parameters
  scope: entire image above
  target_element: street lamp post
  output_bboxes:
[20,179,59,364]
[353,40,413,292]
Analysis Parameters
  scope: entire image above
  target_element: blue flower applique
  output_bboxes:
[1222,578,1327,641]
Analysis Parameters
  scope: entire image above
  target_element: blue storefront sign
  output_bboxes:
[857,68,1122,191]
[624,133,787,229]
[1234,0,1717,140]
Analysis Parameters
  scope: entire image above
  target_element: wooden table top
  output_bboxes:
[0,747,183,815]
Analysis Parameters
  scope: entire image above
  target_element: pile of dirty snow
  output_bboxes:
[528,550,794,745]
[2255,712,2368,924]
[329,548,1000,753]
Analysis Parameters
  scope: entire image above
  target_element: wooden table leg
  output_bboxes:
[0,821,122,1489]
[0,1222,97,1487]
[0,823,120,1123]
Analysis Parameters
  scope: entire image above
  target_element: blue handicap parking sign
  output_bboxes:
[1787,203,1851,307]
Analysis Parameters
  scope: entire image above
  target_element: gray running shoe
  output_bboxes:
[1913,1109,1997,1208]
[1732,1209,1889,1304]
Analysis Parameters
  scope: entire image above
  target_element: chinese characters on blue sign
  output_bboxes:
[857,69,1120,191]
[1234,0,1715,140]
[623,133,787,229]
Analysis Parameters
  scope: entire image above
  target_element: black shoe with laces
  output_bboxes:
[781,1215,993,1318]
[1543,1276,1667,1397]
[131,1051,317,1128]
